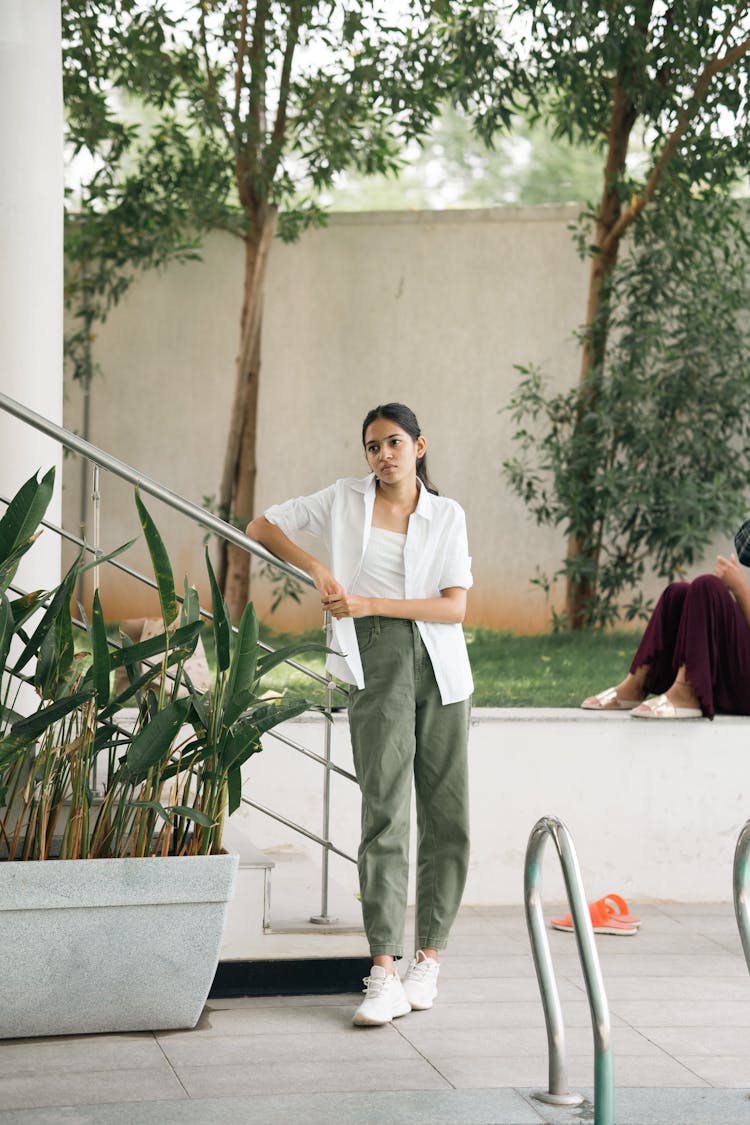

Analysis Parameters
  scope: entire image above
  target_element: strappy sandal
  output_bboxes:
[592,893,641,929]
[580,686,640,711]
[631,694,702,719]
[550,898,638,936]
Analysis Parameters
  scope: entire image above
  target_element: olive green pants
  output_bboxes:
[348,617,471,958]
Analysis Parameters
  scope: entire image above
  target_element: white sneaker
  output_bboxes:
[352,965,412,1026]
[402,950,440,1010]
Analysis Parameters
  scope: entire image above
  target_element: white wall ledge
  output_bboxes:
[236,708,750,907]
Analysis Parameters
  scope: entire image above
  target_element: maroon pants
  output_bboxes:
[630,576,750,719]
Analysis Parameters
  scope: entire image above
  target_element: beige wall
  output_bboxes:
[62,206,727,631]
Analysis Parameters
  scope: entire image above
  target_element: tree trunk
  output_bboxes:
[563,85,637,629]
[218,208,277,621]
[223,331,261,621]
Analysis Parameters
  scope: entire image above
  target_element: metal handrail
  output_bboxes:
[0,391,358,922]
[3,500,345,695]
[524,815,615,1125]
[0,391,310,587]
[733,818,750,974]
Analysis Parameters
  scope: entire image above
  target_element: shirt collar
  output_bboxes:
[354,473,434,519]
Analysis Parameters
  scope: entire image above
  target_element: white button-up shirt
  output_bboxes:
[264,474,473,705]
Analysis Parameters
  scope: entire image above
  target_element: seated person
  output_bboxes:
[582,553,750,720]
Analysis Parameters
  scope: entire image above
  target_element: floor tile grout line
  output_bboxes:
[153,1030,192,1099]
[392,1018,457,1091]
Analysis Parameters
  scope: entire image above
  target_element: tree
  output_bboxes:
[447,1,750,627]
[64,1,450,620]
[504,194,750,627]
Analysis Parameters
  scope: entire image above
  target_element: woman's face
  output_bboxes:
[363,417,426,486]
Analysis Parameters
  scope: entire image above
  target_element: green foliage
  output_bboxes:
[63,1,241,387]
[0,471,326,860]
[446,1,750,627]
[504,194,750,628]
[446,2,750,200]
[62,1,452,261]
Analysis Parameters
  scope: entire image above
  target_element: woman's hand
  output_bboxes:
[321,592,373,619]
[715,553,746,598]
[309,562,344,600]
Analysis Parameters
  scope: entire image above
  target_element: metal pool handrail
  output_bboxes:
[733,818,750,975]
[524,814,615,1125]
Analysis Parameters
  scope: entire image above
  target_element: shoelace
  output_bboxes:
[406,958,434,981]
[362,974,389,997]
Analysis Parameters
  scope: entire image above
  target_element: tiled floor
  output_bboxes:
[1,903,749,1124]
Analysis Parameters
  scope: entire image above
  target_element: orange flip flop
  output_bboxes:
[550,898,638,935]
[594,893,641,928]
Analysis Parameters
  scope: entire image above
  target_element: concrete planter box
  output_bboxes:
[0,852,238,1039]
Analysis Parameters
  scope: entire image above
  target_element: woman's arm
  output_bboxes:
[246,516,343,598]
[321,586,467,625]
[715,554,750,627]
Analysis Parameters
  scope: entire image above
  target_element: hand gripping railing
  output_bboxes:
[524,815,615,1125]
[733,819,750,975]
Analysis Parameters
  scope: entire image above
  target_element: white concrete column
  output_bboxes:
[0,0,63,591]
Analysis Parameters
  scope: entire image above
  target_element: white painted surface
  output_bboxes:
[232,710,750,910]
[0,0,63,588]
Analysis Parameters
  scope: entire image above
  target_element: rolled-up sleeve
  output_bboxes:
[438,506,473,591]
[264,484,336,540]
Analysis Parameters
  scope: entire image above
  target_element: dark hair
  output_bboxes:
[361,402,438,495]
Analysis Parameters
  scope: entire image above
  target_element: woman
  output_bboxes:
[246,403,473,1026]
[582,553,750,719]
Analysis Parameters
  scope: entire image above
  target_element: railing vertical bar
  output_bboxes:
[92,464,101,593]
[311,611,338,924]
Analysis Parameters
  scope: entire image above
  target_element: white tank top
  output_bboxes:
[351,527,406,599]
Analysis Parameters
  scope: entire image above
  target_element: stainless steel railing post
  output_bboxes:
[733,819,750,974]
[524,815,615,1125]
[311,611,338,924]
[91,464,101,592]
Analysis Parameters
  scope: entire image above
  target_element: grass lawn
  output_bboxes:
[256,626,643,709]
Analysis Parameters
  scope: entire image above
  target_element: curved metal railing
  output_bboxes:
[0,391,357,922]
[733,818,750,974]
[524,815,615,1125]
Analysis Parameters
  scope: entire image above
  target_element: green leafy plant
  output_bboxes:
[0,470,327,861]
[503,195,750,629]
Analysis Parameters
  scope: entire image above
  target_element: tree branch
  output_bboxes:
[199,2,233,148]
[240,0,270,207]
[264,0,302,186]
[601,25,750,254]
[718,0,750,52]
[233,0,250,129]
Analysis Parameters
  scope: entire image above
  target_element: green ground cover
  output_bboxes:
[256,626,642,709]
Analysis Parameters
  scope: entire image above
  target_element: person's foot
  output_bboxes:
[581,672,647,711]
[402,950,440,1010]
[352,966,411,1026]
[631,691,703,719]
[664,680,701,711]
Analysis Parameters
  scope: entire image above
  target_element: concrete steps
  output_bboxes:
[220,821,367,963]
